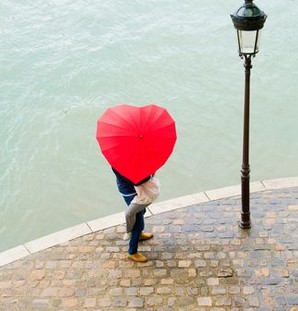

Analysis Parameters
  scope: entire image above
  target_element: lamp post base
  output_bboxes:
[239,217,251,229]
[240,174,251,229]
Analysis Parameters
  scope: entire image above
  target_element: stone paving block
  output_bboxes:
[197,297,212,306]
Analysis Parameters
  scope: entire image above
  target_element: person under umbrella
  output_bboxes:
[112,168,158,262]
[96,104,176,262]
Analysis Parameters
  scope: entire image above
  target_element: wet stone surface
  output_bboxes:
[0,188,298,310]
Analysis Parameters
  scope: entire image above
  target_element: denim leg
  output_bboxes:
[128,210,145,255]
[113,173,145,255]
[123,194,136,206]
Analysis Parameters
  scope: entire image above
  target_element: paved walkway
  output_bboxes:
[0,178,298,310]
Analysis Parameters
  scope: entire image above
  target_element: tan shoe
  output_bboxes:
[139,232,153,241]
[127,252,148,263]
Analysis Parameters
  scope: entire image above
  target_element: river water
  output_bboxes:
[1,0,298,252]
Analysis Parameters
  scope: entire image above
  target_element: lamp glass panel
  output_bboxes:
[238,29,261,55]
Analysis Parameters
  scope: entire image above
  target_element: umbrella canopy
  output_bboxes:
[96,104,177,184]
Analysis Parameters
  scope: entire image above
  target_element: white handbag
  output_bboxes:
[132,176,160,205]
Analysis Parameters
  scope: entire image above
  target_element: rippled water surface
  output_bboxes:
[1,0,298,252]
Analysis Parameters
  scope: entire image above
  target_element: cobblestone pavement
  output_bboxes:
[0,187,297,311]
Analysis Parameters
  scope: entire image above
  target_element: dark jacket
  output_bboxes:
[112,168,151,186]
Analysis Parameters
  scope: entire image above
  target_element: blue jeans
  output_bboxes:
[114,171,145,255]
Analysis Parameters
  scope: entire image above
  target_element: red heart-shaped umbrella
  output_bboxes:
[96,104,177,184]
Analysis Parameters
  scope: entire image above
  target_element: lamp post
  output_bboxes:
[231,0,267,229]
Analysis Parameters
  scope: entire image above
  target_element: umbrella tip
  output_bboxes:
[139,134,144,140]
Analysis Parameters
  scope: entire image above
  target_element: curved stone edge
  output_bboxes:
[1,176,298,268]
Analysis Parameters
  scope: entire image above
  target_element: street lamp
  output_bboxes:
[231,0,267,229]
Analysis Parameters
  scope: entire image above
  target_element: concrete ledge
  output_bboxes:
[1,177,298,268]
[25,223,92,254]
[262,176,298,190]
[149,192,209,215]
[205,181,266,201]
[87,212,125,232]
[0,245,30,267]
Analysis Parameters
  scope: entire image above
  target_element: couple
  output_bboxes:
[112,168,160,263]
